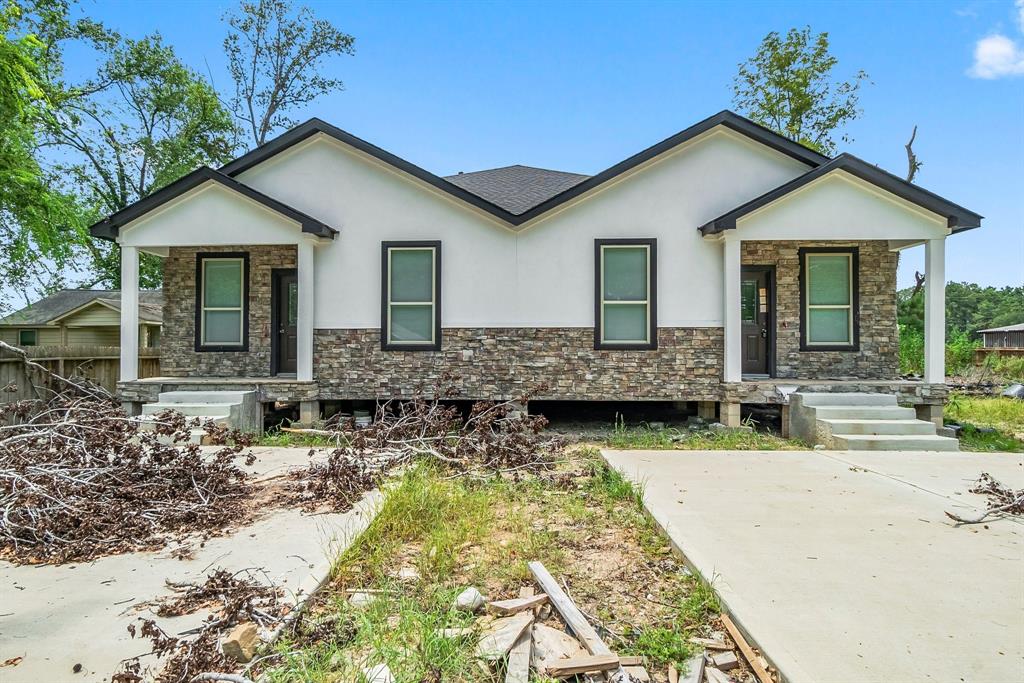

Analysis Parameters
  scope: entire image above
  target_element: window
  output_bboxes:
[195,253,249,351]
[18,329,37,347]
[800,247,859,350]
[381,241,441,350]
[595,239,657,349]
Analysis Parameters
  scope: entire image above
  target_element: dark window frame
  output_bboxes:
[798,246,860,352]
[194,251,250,352]
[594,238,658,351]
[18,329,37,347]
[381,241,442,352]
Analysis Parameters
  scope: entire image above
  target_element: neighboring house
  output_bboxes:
[0,290,163,349]
[979,323,1024,349]
[89,110,981,426]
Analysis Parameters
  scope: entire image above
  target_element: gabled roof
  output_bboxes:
[444,165,590,215]
[216,110,829,226]
[978,322,1024,333]
[0,290,163,326]
[89,167,338,241]
[698,153,984,235]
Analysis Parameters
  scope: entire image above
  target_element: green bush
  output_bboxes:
[983,354,1024,382]
[898,324,924,375]
[946,329,981,375]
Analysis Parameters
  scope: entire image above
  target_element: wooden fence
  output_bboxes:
[0,345,161,402]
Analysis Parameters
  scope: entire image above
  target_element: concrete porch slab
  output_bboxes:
[602,449,1024,683]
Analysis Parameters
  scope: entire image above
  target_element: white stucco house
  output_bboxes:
[89,110,981,431]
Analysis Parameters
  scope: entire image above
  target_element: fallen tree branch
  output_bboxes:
[945,472,1024,525]
[189,673,254,683]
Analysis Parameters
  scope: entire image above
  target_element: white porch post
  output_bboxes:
[723,237,742,383]
[297,238,315,382]
[924,238,946,384]
[120,245,139,382]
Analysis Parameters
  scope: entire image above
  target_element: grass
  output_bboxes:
[946,394,1024,452]
[604,418,807,451]
[945,394,1024,452]
[255,428,345,448]
[261,449,721,682]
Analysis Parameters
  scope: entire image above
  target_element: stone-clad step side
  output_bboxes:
[138,390,262,443]
[789,392,958,452]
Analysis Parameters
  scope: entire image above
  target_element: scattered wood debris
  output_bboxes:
[945,472,1024,525]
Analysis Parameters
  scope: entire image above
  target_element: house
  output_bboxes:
[0,289,163,349]
[88,110,981,429]
[979,323,1024,349]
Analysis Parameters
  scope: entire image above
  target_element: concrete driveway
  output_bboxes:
[0,447,380,683]
[602,449,1024,683]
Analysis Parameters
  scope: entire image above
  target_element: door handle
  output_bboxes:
[760,328,768,338]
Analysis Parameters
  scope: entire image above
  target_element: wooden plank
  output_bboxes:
[488,593,549,616]
[721,613,773,683]
[531,623,586,672]
[678,653,705,683]
[527,562,610,656]
[619,656,643,666]
[476,612,533,661]
[545,654,619,676]
[504,624,532,683]
[688,637,732,650]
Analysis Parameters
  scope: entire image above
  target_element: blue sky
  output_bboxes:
[78,0,1023,287]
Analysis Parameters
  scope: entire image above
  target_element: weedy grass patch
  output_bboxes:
[946,394,1024,452]
[261,449,722,682]
[605,419,807,451]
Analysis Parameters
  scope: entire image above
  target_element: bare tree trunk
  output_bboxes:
[905,125,921,183]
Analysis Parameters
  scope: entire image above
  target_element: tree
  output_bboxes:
[732,27,868,155]
[0,0,84,312]
[224,0,354,147]
[41,33,238,288]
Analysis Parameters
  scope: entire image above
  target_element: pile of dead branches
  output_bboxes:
[115,568,287,683]
[287,386,564,511]
[946,472,1024,525]
[0,387,256,563]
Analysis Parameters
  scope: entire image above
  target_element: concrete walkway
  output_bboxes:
[602,449,1024,683]
[0,447,379,683]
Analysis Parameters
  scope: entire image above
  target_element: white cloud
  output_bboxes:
[968,33,1024,78]
[1017,0,1024,33]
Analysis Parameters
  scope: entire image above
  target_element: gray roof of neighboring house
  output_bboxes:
[0,290,163,326]
[979,322,1024,333]
[443,165,591,215]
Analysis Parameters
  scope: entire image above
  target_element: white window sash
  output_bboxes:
[805,252,853,346]
[387,247,436,345]
[600,244,651,345]
[200,257,245,346]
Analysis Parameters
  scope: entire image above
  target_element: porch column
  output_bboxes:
[723,237,742,383]
[297,238,315,382]
[120,245,139,382]
[924,238,945,384]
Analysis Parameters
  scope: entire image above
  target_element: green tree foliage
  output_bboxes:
[732,27,869,155]
[0,0,82,312]
[224,0,355,146]
[41,32,238,288]
[900,282,1024,336]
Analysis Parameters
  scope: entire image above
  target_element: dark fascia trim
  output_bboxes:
[194,252,251,353]
[798,247,860,353]
[218,111,828,226]
[89,167,338,241]
[594,238,658,351]
[380,241,442,352]
[699,153,984,236]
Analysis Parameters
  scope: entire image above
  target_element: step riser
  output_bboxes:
[142,404,240,418]
[157,390,255,404]
[812,406,917,420]
[796,393,898,407]
[819,420,937,436]
[832,436,960,452]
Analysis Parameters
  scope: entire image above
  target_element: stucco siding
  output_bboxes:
[238,129,811,329]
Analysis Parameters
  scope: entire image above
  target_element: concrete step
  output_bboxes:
[142,403,240,418]
[157,390,254,404]
[832,434,960,452]
[795,392,898,407]
[820,418,937,436]
[812,405,917,420]
[137,413,231,427]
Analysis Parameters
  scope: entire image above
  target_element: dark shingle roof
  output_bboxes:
[0,290,163,326]
[443,165,590,215]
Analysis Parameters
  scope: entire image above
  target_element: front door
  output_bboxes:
[272,269,298,375]
[741,266,773,376]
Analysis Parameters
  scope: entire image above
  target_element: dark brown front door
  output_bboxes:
[741,266,773,376]
[272,269,298,375]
